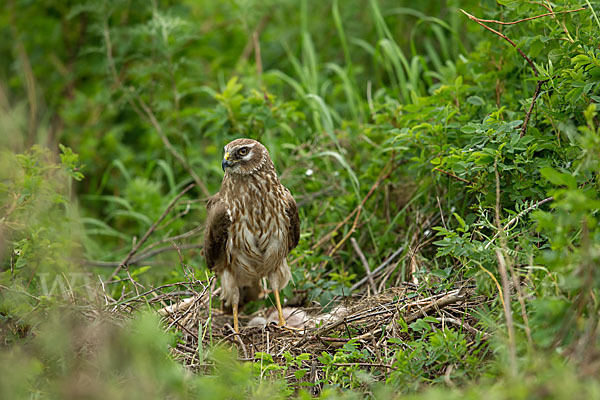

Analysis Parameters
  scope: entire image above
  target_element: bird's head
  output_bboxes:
[222,138,270,175]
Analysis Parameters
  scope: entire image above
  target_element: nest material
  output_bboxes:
[159,279,490,387]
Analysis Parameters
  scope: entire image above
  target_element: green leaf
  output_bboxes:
[467,96,484,106]
[294,369,309,380]
[453,212,466,229]
[539,167,576,189]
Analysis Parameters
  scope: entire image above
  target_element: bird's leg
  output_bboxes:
[273,290,303,332]
[232,301,239,333]
[273,290,286,326]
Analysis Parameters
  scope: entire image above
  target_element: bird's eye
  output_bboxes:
[238,147,248,156]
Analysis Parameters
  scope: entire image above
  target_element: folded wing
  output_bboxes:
[204,193,230,272]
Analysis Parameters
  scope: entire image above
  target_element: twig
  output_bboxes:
[460,9,538,76]
[460,8,564,136]
[252,31,263,85]
[350,238,378,295]
[493,160,517,373]
[434,168,474,185]
[296,287,470,348]
[138,225,204,256]
[434,317,490,340]
[403,289,469,323]
[507,259,534,348]
[116,280,206,306]
[484,196,554,250]
[239,15,270,62]
[136,99,209,197]
[332,362,397,371]
[444,364,455,387]
[86,243,202,268]
[466,7,585,25]
[495,249,517,370]
[108,183,195,281]
[320,207,362,269]
[226,324,248,359]
[312,160,394,251]
[348,246,404,292]
[520,79,548,137]
[103,21,210,197]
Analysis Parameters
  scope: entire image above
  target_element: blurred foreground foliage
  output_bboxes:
[1,0,600,398]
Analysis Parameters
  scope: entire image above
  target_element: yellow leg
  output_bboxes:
[232,301,239,332]
[273,290,286,326]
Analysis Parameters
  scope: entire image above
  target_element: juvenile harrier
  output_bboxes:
[204,138,300,332]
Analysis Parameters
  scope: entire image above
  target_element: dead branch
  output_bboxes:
[312,158,394,251]
[108,183,195,281]
[85,243,202,268]
[403,289,470,323]
[348,246,404,292]
[351,237,378,295]
[493,160,517,372]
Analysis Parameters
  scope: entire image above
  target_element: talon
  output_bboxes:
[280,324,303,332]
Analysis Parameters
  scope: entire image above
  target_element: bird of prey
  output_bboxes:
[204,138,300,332]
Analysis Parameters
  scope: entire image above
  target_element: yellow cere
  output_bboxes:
[224,152,230,160]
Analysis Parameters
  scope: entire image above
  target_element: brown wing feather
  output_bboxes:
[284,189,300,253]
[204,193,230,272]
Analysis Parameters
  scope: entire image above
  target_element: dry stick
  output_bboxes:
[320,207,362,270]
[403,289,470,323]
[240,15,270,62]
[118,281,203,307]
[296,288,469,348]
[493,160,517,373]
[507,259,534,348]
[495,249,517,370]
[434,317,490,340]
[102,21,210,198]
[350,238,378,295]
[434,168,474,185]
[252,31,263,85]
[348,246,404,292]
[444,364,455,388]
[332,362,397,371]
[86,243,202,268]
[141,225,204,252]
[460,8,541,137]
[109,183,195,281]
[312,160,393,251]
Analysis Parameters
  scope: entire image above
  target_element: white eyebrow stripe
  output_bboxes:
[225,141,257,152]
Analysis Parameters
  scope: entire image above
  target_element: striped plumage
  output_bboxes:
[204,138,300,331]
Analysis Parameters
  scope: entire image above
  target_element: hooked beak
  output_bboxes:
[222,152,233,171]
[222,159,233,171]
